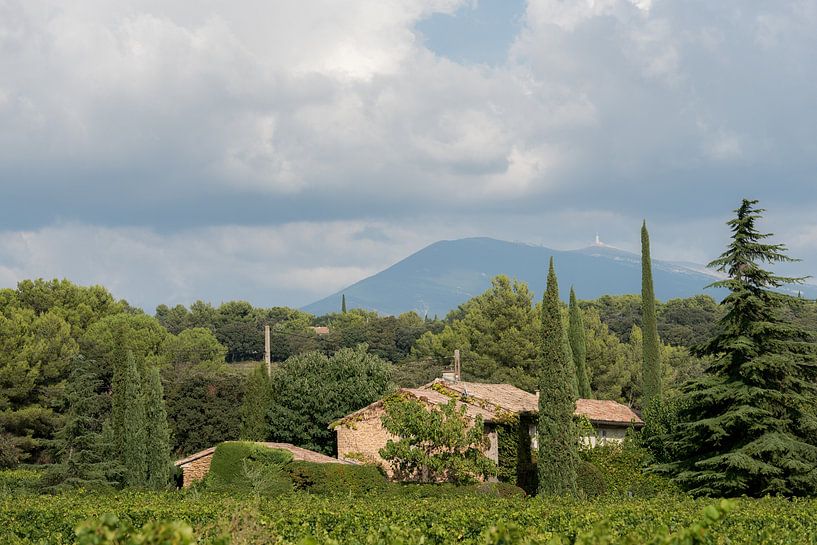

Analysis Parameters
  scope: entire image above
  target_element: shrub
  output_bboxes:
[580,440,678,498]
[473,481,527,499]
[288,461,388,495]
[0,468,42,495]
[206,442,293,495]
[576,460,607,499]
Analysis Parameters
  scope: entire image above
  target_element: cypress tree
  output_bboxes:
[665,199,817,497]
[240,363,272,441]
[568,287,593,398]
[562,319,578,399]
[112,350,147,487]
[342,294,347,314]
[641,220,662,408]
[537,257,578,496]
[143,366,172,489]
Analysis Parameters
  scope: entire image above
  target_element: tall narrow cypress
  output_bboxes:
[569,288,593,399]
[641,221,662,408]
[240,363,273,441]
[342,294,347,314]
[537,257,578,496]
[143,366,171,489]
[112,350,146,487]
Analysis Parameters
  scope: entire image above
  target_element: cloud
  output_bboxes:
[0,0,815,306]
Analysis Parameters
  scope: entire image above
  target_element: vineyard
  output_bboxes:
[2,475,817,545]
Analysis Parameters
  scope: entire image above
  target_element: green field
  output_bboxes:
[2,473,816,545]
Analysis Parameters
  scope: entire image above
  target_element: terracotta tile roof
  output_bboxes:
[311,326,330,335]
[574,399,643,427]
[174,442,348,467]
[402,388,500,421]
[426,379,538,413]
[423,379,643,427]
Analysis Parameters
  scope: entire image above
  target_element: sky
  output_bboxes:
[1,0,816,311]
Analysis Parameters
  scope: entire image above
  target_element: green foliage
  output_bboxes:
[412,275,541,391]
[163,367,244,456]
[205,441,293,495]
[112,351,146,487]
[160,328,227,369]
[641,221,662,408]
[569,289,592,399]
[268,346,392,455]
[75,514,195,545]
[144,366,172,490]
[289,461,387,495]
[41,356,118,491]
[239,364,272,441]
[8,485,816,545]
[581,441,679,498]
[665,200,817,497]
[380,393,496,484]
[537,258,578,497]
[575,460,607,499]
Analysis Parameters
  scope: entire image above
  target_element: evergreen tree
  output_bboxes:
[562,319,578,399]
[665,200,817,497]
[537,258,578,496]
[240,363,272,441]
[641,220,662,408]
[143,366,172,489]
[341,294,347,314]
[112,350,147,487]
[569,287,593,398]
[41,356,118,491]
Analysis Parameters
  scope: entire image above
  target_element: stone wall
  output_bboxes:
[180,454,213,488]
[336,405,395,474]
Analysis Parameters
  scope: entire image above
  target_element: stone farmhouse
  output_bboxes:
[332,377,642,478]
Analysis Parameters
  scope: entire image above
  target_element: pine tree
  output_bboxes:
[143,366,172,489]
[569,287,593,398]
[112,350,147,487]
[537,257,578,496]
[641,220,662,408]
[665,200,817,497]
[240,363,272,441]
[41,356,118,491]
[342,294,347,314]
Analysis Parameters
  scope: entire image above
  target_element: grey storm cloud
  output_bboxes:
[0,0,815,309]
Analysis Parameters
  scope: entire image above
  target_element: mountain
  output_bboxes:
[302,237,817,317]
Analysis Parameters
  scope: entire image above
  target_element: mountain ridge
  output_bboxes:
[302,237,816,317]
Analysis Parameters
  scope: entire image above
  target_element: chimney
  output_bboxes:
[454,349,461,382]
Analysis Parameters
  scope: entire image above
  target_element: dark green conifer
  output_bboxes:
[143,366,172,489]
[112,350,147,487]
[665,200,817,497]
[342,294,347,314]
[41,356,118,491]
[537,257,578,497]
[240,363,272,441]
[641,220,662,408]
[568,287,593,398]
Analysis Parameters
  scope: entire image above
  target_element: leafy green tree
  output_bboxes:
[379,393,495,483]
[41,356,118,491]
[163,367,244,455]
[268,345,392,454]
[537,258,578,497]
[412,275,540,390]
[160,328,227,369]
[112,351,146,487]
[569,288,593,398]
[143,366,172,489]
[665,200,817,497]
[642,221,662,408]
[154,304,191,335]
[240,364,272,441]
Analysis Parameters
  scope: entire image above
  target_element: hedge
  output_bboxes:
[204,441,293,495]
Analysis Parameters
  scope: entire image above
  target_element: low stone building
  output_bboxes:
[333,378,642,479]
[174,441,348,488]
